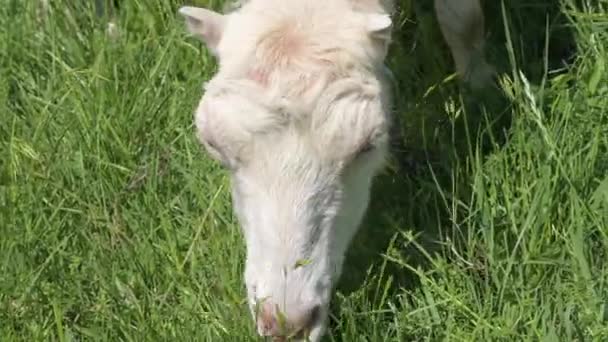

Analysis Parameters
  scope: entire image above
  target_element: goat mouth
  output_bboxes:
[263,325,312,342]
[268,331,309,342]
[265,306,322,342]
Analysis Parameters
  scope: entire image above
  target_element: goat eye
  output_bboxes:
[346,142,376,164]
[201,138,234,169]
[357,142,375,156]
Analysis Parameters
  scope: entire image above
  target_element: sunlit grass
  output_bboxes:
[1,0,606,341]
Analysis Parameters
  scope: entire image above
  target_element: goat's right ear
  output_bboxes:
[178,6,226,55]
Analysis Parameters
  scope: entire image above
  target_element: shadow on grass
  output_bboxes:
[329,0,577,338]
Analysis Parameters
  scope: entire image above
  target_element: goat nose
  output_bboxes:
[257,301,320,337]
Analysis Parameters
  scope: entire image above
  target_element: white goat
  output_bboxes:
[178,0,489,341]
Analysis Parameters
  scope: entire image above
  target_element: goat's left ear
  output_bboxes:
[366,13,392,42]
[179,6,226,55]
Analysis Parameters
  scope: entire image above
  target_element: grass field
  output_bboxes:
[1,0,607,341]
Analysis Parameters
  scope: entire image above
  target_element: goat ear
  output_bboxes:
[178,6,226,55]
[366,13,392,41]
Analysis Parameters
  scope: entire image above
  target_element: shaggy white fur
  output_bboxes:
[178,0,488,340]
[181,1,393,339]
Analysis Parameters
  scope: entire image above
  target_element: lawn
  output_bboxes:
[1,0,607,341]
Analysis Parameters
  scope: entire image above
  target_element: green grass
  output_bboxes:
[1,0,607,341]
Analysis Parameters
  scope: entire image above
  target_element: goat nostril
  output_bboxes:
[257,303,278,336]
[307,305,321,329]
[294,304,321,338]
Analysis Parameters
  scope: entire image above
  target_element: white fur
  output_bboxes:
[178,0,489,340]
[183,1,392,339]
[435,0,494,86]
